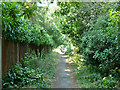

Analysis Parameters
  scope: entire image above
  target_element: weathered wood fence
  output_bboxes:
[2,39,52,74]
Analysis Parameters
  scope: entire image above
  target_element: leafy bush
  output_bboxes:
[56,2,117,47]
[2,63,46,88]
[2,49,59,88]
[68,53,119,88]
[23,49,59,87]
[80,10,119,77]
[2,2,54,46]
[23,49,57,74]
[47,26,64,47]
[98,75,118,88]
[64,45,73,55]
[76,65,118,88]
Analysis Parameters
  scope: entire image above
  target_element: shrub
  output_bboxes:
[2,63,46,88]
[2,2,54,46]
[80,10,119,77]
[65,45,73,55]
[2,50,59,88]
[98,75,118,88]
[23,50,57,74]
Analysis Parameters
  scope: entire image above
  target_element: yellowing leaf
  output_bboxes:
[26,6,29,8]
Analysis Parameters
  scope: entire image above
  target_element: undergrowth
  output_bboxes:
[68,52,120,89]
[2,49,59,88]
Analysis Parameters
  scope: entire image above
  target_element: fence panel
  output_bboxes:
[2,39,52,74]
[2,39,17,74]
[19,43,29,64]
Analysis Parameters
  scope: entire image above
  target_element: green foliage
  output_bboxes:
[64,45,73,55]
[20,2,37,19]
[2,63,46,88]
[98,75,118,88]
[23,50,59,87]
[81,10,119,77]
[57,2,119,88]
[2,49,59,88]
[60,3,119,88]
[68,53,119,88]
[23,50,57,74]
[2,2,23,41]
[2,2,60,46]
[56,2,117,47]
[47,26,64,47]
[76,66,118,88]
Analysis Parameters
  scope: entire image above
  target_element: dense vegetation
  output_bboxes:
[2,50,59,88]
[2,2,62,88]
[2,2,64,47]
[57,2,120,88]
[2,1,120,89]
[67,53,119,88]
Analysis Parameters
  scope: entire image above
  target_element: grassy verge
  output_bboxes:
[67,53,119,88]
[2,49,60,88]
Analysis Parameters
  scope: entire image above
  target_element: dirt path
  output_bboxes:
[52,53,78,88]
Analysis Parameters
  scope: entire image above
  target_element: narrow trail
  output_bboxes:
[52,53,78,88]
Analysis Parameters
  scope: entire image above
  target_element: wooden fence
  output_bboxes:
[0,38,2,90]
[2,39,52,74]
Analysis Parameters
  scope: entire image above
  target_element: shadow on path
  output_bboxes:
[52,54,78,88]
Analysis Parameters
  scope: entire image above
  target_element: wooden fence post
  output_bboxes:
[17,43,19,63]
[0,2,2,88]
[0,38,2,89]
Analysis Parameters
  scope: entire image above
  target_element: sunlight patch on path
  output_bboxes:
[52,54,78,88]
[53,48,64,54]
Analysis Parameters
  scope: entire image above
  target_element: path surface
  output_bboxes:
[52,53,78,88]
